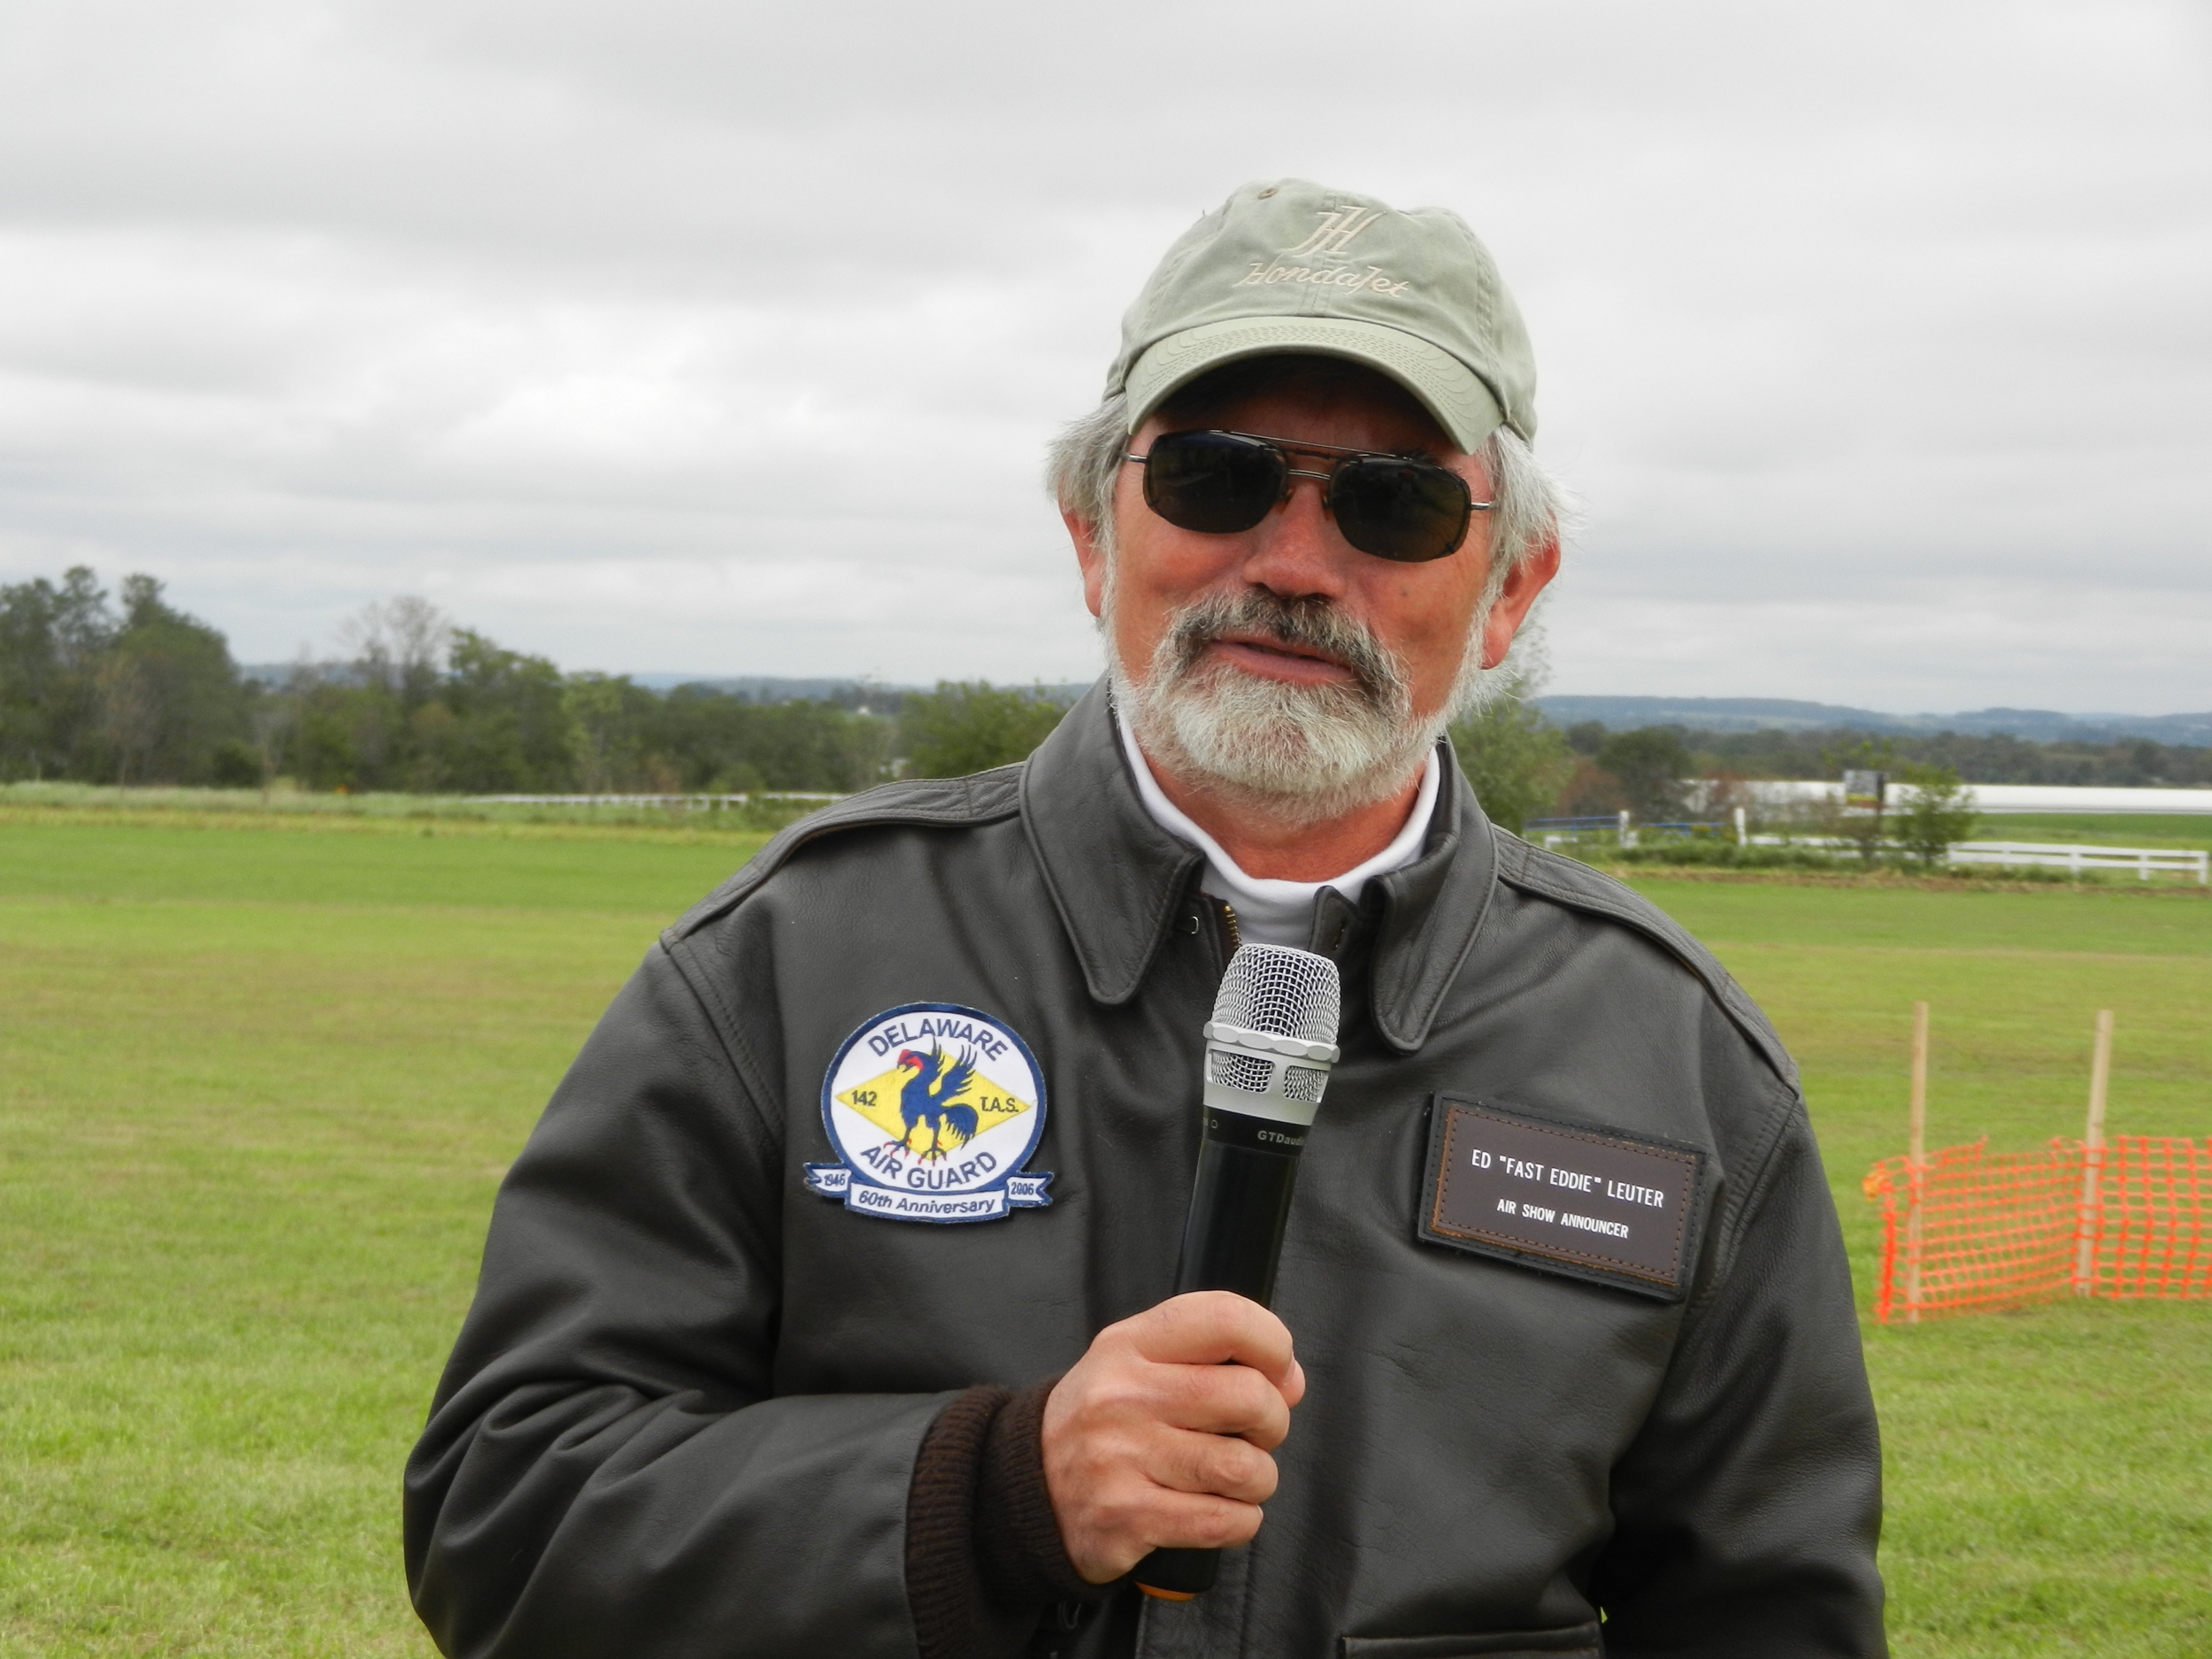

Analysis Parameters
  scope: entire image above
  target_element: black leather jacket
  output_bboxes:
[406,683,1885,1658]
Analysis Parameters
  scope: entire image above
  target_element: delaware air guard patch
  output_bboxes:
[804,1002,1054,1224]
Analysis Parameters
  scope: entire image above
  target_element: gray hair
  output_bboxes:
[1045,390,1571,603]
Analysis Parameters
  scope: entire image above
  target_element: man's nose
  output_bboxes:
[1239,471,1353,599]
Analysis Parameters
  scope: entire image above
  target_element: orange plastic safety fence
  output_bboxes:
[1862,1136,2212,1323]
[2083,1136,2212,1301]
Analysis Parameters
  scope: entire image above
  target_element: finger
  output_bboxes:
[1079,1491,1265,1580]
[1133,1490,1268,1555]
[1131,1291,1298,1383]
[1143,1426,1280,1505]
[1149,1361,1293,1448]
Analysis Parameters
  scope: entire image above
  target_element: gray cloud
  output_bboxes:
[0,0,2206,709]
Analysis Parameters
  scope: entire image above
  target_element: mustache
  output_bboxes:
[1159,590,1409,709]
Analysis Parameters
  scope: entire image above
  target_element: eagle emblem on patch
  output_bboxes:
[804,1002,1053,1224]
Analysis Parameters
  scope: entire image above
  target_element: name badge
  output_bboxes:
[1418,1096,1707,1301]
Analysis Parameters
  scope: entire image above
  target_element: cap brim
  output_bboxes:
[1123,316,1504,452]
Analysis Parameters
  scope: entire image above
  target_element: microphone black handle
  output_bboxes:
[1134,1108,1308,1600]
[1173,1121,1305,1303]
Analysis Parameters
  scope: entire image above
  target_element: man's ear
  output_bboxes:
[1065,509,1109,621]
[1479,538,1561,669]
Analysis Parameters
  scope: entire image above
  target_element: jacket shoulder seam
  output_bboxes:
[1490,833,1800,1093]
[1686,1072,1806,1315]
[663,769,1025,943]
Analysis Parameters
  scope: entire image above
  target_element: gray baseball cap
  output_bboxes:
[1105,179,1538,450]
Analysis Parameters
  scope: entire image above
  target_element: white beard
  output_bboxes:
[1105,583,1490,827]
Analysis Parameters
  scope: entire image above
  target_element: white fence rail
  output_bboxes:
[1714,780,2212,816]
[1738,833,2208,883]
[1943,841,2208,883]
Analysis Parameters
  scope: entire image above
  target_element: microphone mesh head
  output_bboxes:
[1213,944,1341,1044]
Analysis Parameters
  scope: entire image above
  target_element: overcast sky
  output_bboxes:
[2,0,2207,711]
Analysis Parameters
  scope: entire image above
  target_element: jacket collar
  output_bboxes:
[1020,681,1497,1053]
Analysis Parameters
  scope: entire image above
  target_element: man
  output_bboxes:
[407,180,1885,1659]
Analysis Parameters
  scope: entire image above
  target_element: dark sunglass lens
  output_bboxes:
[1142,433,1284,534]
[1331,458,1471,562]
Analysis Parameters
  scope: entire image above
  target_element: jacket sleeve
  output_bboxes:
[906,1379,1110,1659]
[1591,1094,1888,1657]
[404,943,949,1659]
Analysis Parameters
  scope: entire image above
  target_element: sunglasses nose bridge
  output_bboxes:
[1256,462,1355,556]
[1276,459,1341,517]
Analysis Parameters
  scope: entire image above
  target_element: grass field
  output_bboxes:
[3,812,2207,1655]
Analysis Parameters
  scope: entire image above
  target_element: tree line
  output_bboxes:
[4,566,2200,826]
[0,569,249,786]
[0,572,1063,794]
[0,566,1597,826]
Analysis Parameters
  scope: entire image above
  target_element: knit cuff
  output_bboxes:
[977,1378,1101,1609]
[905,1379,1107,1659]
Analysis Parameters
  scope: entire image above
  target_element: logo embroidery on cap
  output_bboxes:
[1284,206,1382,258]
[1235,204,1412,298]
[1239,206,1407,301]
[804,1002,1054,1225]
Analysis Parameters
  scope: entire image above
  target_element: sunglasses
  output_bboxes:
[1124,428,1491,564]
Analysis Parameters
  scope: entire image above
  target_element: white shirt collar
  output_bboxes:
[1115,710,1441,949]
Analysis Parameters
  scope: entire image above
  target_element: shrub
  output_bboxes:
[901,682,1066,778]
[1449,695,1575,833]
[1892,763,1980,870]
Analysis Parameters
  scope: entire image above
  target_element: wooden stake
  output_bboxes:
[2086,1009,2113,1148]
[2072,1010,2115,1295]
[1909,1002,1929,1164]
[1905,1001,1928,1323]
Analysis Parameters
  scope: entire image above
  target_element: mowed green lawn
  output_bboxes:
[1,819,755,1658]
[2,819,2207,1655]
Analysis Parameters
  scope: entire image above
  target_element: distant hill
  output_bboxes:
[1536,696,2212,747]
[629,674,907,707]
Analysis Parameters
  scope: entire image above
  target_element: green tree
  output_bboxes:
[565,673,661,794]
[644,690,895,793]
[290,681,365,791]
[96,576,248,784]
[246,680,299,796]
[442,631,575,791]
[0,566,117,780]
[1446,620,1576,834]
[1594,726,1694,823]
[1449,695,1575,834]
[1563,720,1607,757]
[404,700,464,792]
[1892,762,1979,870]
[901,682,1066,778]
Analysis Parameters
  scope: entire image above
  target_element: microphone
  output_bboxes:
[1134,942,1343,1601]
